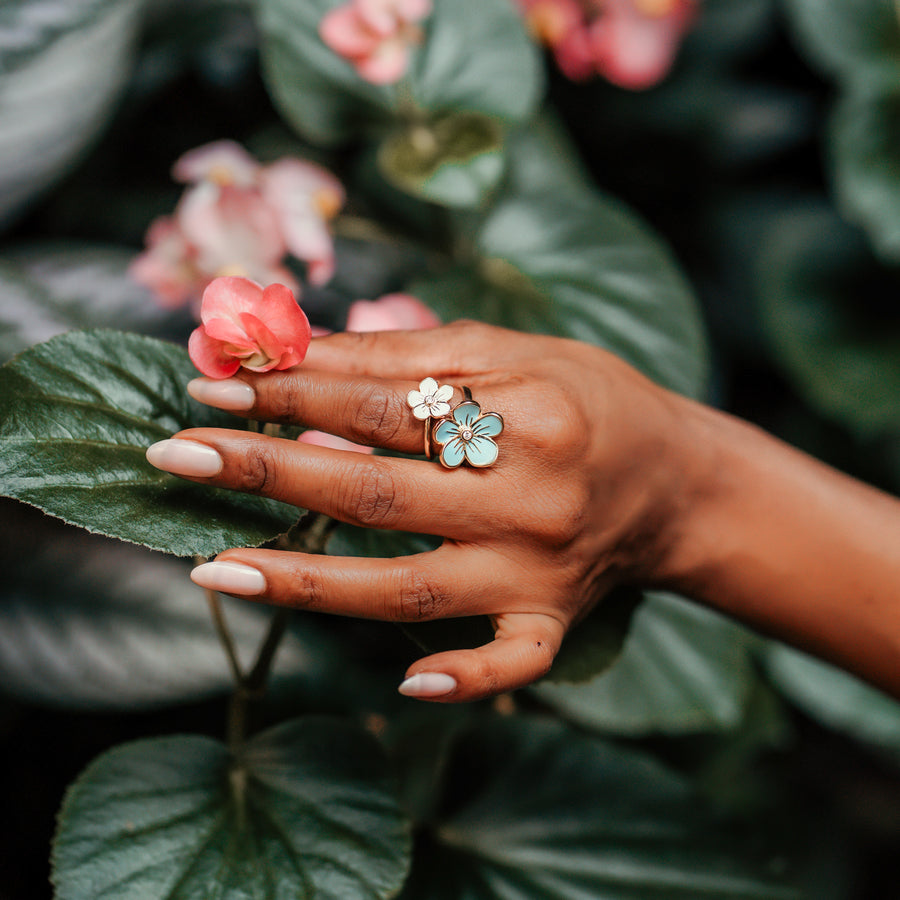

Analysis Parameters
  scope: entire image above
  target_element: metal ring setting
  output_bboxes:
[406,378,504,469]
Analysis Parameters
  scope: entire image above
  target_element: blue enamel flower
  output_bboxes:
[432,400,503,468]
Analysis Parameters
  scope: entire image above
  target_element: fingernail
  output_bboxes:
[146,439,223,477]
[187,377,255,411]
[398,672,457,698]
[191,561,266,595]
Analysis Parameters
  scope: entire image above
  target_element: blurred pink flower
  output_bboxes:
[345,292,440,332]
[514,0,697,89]
[188,276,312,379]
[131,141,344,309]
[320,0,432,85]
[300,292,439,453]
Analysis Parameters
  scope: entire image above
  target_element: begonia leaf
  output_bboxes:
[0,330,301,557]
[52,718,411,899]
[399,716,800,900]
[0,0,141,227]
[0,244,189,363]
[0,503,337,710]
[759,203,900,437]
[534,593,758,735]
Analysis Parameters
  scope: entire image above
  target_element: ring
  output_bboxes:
[406,378,504,469]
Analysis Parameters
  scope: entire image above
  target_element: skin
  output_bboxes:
[148,321,900,702]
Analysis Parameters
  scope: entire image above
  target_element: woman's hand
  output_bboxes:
[146,321,695,701]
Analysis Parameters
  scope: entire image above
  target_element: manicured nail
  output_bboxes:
[146,439,223,477]
[187,378,256,411]
[398,672,457,698]
[191,561,266,595]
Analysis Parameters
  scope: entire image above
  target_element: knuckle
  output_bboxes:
[347,383,406,447]
[291,569,326,610]
[471,657,502,695]
[235,446,276,495]
[397,570,451,621]
[265,377,305,423]
[344,464,403,528]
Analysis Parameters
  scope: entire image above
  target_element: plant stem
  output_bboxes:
[197,556,244,685]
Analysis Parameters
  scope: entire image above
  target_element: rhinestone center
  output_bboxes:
[461,428,473,441]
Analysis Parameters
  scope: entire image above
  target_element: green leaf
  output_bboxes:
[52,718,411,899]
[831,86,900,264]
[0,503,337,710]
[400,716,800,900]
[0,243,190,363]
[534,593,758,735]
[762,642,900,766]
[414,181,708,400]
[759,202,900,437]
[258,0,542,146]
[0,330,301,557]
[377,113,505,208]
[782,0,900,85]
[0,0,142,227]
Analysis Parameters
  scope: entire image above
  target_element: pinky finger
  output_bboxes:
[398,612,566,703]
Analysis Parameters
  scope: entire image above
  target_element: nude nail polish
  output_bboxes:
[145,439,223,477]
[187,378,256,411]
[398,672,457,698]
[191,561,266,595]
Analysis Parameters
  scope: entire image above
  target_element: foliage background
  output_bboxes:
[3,0,900,897]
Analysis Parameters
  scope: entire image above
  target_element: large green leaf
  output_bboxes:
[0,330,301,556]
[52,718,411,899]
[534,593,758,735]
[0,0,141,227]
[414,178,708,400]
[0,243,191,363]
[831,86,900,264]
[782,0,900,85]
[259,0,541,145]
[400,716,800,899]
[759,202,900,437]
[0,503,335,710]
[762,642,900,766]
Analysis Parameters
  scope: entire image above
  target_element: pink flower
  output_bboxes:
[299,292,439,454]
[589,0,698,90]
[345,292,440,332]
[513,0,697,89]
[320,0,432,85]
[131,141,344,309]
[188,276,312,379]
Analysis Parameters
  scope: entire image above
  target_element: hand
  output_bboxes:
[146,321,696,701]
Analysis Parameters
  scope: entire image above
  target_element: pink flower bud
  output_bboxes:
[188,277,312,379]
[345,293,441,332]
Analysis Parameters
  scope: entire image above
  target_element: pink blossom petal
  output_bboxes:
[553,26,596,80]
[204,316,254,348]
[198,276,266,327]
[307,256,336,287]
[257,282,312,352]
[320,5,381,57]
[346,294,440,332]
[188,327,242,379]
[238,312,289,369]
[172,140,260,187]
[355,36,411,84]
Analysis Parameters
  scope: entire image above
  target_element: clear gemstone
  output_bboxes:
[461,428,473,441]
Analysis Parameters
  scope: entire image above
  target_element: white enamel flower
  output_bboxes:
[407,377,453,420]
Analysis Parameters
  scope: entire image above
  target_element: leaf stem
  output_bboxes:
[198,556,244,685]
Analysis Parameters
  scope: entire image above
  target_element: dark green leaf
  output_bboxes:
[0,330,301,556]
[534,593,758,735]
[414,181,708,400]
[0,243,191,363]
[782,0,900,84]
[0,0,141,227]
[832,86,900,264]
[52,718,411,899]
[400,716,800,899]
[378,113,504,208]
[258,0,542,146]
[0,503,335,710]
[759,202,900,436]
[762,642,900,766]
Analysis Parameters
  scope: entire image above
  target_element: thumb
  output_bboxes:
[397,613,566,703]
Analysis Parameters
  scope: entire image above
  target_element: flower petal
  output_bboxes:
[407,389,425,407]
[429,400,451,417]
[464,435,499,468]
[418,377,439,395]
[433,418,459,445]
[472,412,504,438]
[188,327,241,379]
[433,383,453,402]
[440,436,467,468]
[452,400,481,428]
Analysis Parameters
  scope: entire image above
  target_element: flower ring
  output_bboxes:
[407,377,454,459]
[432,399,504,469]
